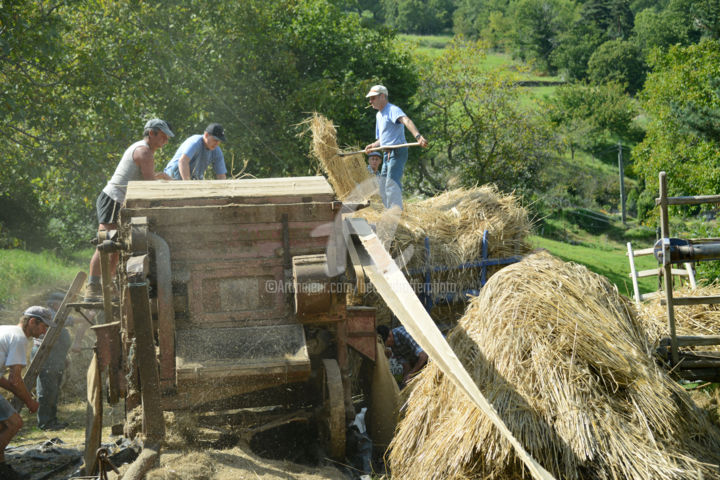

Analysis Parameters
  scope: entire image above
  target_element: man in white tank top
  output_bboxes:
[83,119,174,301]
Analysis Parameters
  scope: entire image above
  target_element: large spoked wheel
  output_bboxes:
[320,358,345,460]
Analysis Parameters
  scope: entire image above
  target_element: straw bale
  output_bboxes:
[303,113,376,201]
[355,186,533,315]
[389,252,720,480]
[635,284,720,350]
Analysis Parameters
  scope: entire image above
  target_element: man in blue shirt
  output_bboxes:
[364,85,428,209]
[164,123,228,180]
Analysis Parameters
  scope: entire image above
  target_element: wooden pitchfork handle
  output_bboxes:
[337,142,420,157]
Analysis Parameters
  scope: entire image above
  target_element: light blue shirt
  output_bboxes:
[164,135,226,180]
[375,103,407,146]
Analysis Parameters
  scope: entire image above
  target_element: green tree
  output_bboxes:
[633,39,720,204]
[587,39,646,94]
[633,7,692,54]
[381,0,455,34]
[0,0,418,249]
[551,0,634,80]
[452,0,510,39]
[552,24,605,79]
[545,82,639,159]
[412,40,557,195]
[508,0,576,73]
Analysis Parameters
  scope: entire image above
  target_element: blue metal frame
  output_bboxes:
[408,230,522,311]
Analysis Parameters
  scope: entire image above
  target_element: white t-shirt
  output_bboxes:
[0,325,29,372]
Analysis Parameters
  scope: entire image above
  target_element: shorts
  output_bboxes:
[96,191,121,225]
[0,395,15,421]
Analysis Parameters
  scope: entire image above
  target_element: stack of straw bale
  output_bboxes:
[636,284,720,350]
[354,186,533,296]
[305,112,374,201]
[389,252,720,479]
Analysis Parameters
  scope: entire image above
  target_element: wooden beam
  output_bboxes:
[655,194,720,206]
[661,295,720,306]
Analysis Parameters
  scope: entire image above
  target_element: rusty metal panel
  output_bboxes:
[183,261,287,328]
[175,324,311,384]
[346,306,376,361]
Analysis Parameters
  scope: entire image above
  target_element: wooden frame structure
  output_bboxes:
[626,241,696,304]
[656,171,720,375]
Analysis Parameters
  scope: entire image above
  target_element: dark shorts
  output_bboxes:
[96,191,121,225]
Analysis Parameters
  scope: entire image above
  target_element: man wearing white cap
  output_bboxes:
[364,85,428,209]
[0,306,55,479]
[84,118,175,301]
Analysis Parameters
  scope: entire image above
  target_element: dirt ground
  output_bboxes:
[12,400,361,479]
[2,292,361,480]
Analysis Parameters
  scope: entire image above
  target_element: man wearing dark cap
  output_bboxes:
[84,118,175,301]
[163,123,228,180]
[0,306,55,479]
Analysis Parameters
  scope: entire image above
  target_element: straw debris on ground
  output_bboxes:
[389,252,720,480]
[636,284,720,350]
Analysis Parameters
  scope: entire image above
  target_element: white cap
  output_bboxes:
[366,85,388,97]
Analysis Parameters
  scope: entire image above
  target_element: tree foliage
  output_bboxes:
[587,39,646,94]
[411,40,557,195]
[508,0,576,72]
[545,82,640,158]
[380,0,455,34]
[0,0,417,249]
[633,40,720,204]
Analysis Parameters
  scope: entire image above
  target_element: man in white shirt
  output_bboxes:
[0,306,55,479]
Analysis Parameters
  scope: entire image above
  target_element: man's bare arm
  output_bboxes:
[134,146,172,180]
[3,365,38,412]
[178,154,192,180]
[399,116,429,147]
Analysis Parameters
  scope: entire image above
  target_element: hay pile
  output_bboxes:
[636,284,720,349]
[389,252,720,479]
[304,113,373,200]
[355,185,532,298]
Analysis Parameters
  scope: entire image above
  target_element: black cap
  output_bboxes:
[205,123,226,142]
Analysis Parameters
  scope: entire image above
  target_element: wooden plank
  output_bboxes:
[661,295,720,306]
[639,291,662,301]
[125,176,334,203]
[128,278,165,441]
[655,194,720,206]
[629,247,655,256]
[122,203,336,226]
[12,272,86,411]
[675,335,720,347]
[626,242,642,304]
[636,268,688,278]
[345,217,555,480]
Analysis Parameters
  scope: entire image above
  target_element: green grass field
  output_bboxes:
[0,248,91,313]
[530,235,660,298]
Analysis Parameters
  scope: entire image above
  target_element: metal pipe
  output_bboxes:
[148,232,175,388]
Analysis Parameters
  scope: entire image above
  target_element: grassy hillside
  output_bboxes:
[0,248,91,317]
[530,235,659,298]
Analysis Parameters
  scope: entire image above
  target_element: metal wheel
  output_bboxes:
[320,358,345,460]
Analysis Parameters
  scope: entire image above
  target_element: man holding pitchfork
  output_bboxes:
[364,85,428,210]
